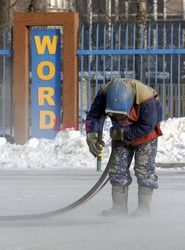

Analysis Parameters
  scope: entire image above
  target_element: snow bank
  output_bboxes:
[0,117,185,169]
[157,117,185,164]
[0,131,97,169]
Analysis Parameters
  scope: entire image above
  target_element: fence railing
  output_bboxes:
[77,22,185,123]
[0,28,13,140]
[1,23,185,140]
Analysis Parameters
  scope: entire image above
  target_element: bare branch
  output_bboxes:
[10,0,22,9]
[0,0,22,20]
[28,0,37,12]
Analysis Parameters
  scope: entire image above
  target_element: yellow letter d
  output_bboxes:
[40,110,56,129]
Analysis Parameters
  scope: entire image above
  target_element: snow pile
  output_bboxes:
[157,117,185,163]
[0,117,185,169]
[0,131,97,169]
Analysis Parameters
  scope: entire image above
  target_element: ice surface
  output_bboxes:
[0,169,184,250]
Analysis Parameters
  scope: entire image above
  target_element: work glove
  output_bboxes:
[110,127,125,141]
[86,132,104,158]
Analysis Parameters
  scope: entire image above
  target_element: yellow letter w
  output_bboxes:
[34,35,59,55]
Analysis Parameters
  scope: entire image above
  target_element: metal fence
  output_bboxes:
[0,28,13,140]
[77,22,185,123]
[1,23,185,139]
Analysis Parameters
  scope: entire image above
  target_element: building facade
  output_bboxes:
[48,0,185,23]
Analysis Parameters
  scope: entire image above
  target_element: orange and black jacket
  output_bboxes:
[86,79,163,147]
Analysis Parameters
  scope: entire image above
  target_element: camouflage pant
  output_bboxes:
[109,139,158,189]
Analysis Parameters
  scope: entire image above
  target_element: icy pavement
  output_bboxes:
[0,169,185,250]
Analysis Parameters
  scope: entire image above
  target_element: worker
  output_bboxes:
[86,78,162,216]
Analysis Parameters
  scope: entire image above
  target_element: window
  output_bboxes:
[147,0,153,14]
[119,0,125,14]
[76,0,87,13]
[157,1,164,14]
[129,1,137,15]
[92,0,106,14]
[111,0,116,14]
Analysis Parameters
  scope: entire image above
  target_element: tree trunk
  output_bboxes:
[0,0,10,51]
[0,0,10,85]
[135,0,147,83]
[0,1,11,131]
[28,0,48,12]
[28,0,37,12]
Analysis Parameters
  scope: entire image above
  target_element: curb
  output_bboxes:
[156,163,185,168]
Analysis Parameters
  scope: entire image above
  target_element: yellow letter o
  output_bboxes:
[37,61,55,80]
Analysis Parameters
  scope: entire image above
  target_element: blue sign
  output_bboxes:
[31,29,61,139]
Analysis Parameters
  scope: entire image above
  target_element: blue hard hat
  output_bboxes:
[105,79,135,116]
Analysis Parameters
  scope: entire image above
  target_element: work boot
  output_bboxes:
[132,186,153,217]
[102,186,128,216]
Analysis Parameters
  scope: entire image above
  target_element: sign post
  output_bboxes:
[31,29,61,139]
[14,12,79,144]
